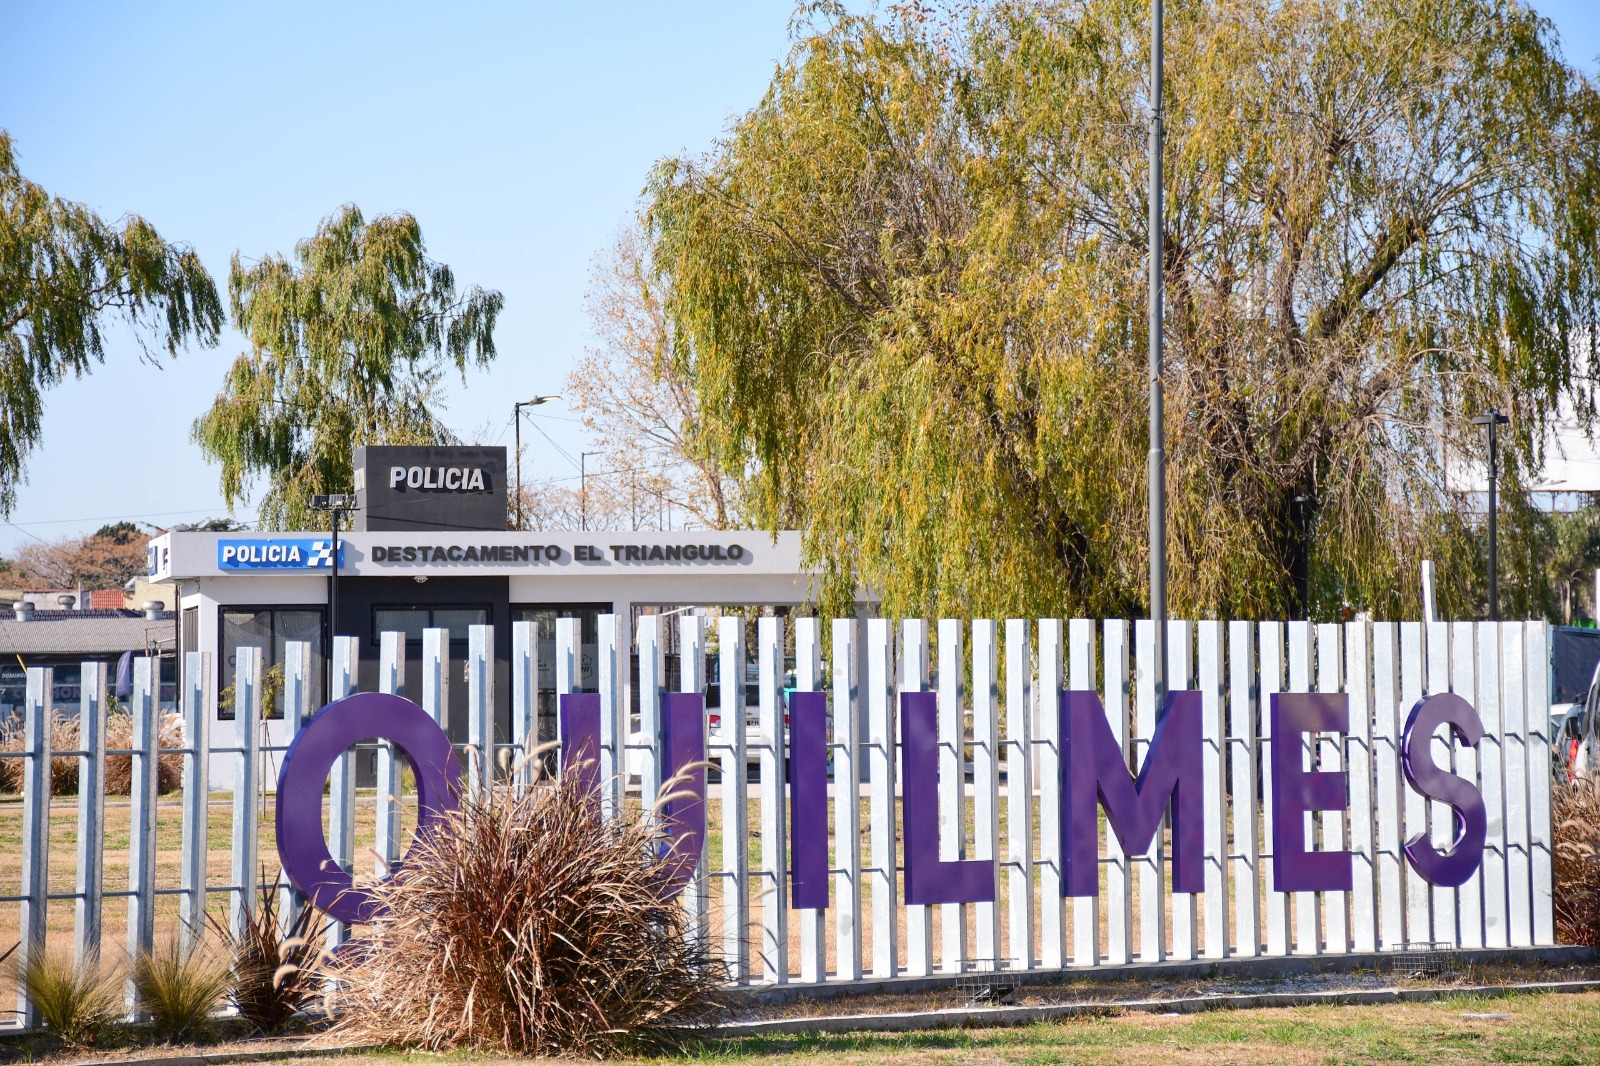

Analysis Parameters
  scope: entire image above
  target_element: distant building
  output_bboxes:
[0,603,176,721]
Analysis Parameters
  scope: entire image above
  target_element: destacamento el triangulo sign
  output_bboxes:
[275,685,1489,925]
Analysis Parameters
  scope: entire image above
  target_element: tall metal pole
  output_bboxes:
[313,494,356,700]
[1148,0,1167,692]
[1487,418,1498,621]
[330,507,341,644]
[513,395,560,533]
[1474,408,1509,621]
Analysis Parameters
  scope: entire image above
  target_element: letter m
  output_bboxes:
[1060,689,1203,895]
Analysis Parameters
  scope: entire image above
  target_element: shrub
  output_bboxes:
[0,711,183,795]
[103,711,185,794]
[133,935,232,1043]
[210,875,330,1033]
[1555,776,1600,946]
[0,716,82,793]
[326,770,728,1057]
[14,944,125,1047]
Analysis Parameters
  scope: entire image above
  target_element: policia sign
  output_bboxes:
[353,445,507,532]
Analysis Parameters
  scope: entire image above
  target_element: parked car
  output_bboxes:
[1555,659,1600,782]
[1552,626,1600,778]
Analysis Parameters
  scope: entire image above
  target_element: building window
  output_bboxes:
[370,605,489,645]
[219,607,325,720]
[511,605,606,741]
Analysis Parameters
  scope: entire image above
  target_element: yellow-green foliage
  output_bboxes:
[0,132,221,515]
[648,0,1600,621]
[16,945,125,1047]
[190,205,503,531]
[133,936,232,1043]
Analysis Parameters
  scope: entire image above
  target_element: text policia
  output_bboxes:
[275,688,1486,922]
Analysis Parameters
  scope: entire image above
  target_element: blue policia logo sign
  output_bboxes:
[218,538,343,570]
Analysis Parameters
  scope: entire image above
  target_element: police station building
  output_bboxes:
[147,446,817,780]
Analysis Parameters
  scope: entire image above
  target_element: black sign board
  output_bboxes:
[353,446,508,532]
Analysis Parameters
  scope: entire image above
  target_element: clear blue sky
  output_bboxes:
[0,1,1595,556]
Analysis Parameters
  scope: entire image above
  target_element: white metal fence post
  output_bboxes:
[128,658,160,961]
[718,615,750,981]
[512,620,536,791]
[680,613,711,952]
[372,631,404,875]
[972,619,1002,971]
[468,624,495,795]
[1346,622,1378,954]
[1198,621,1228,960]
[1036,618,1065,970]
[794,615,824,982]
[1003,618,1032,971]
[1067,619,1099,966]
[76,661,107,962]
[179,651,212,953]
[831,616,862,982]
[1103,620,1132,965]
[280,640,312,921]
[326,635,359,951]
[935,618,968,974]
[758,615,789,983]
[17,667,51,1027]
[868,618,898,979]
[1134,620,1165,961]
[1227,621,1259,958]
[230,647,262,938]
[597,613,622,814]
[901,619,932,977]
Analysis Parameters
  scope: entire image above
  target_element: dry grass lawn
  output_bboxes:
[225,990,1600,1065]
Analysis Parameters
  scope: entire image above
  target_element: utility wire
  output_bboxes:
[524,416,584,472]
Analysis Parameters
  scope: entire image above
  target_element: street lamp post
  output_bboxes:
[1472,408,1511,620]
[513,395,560,530]
[580,451,601,531]
[1148,0,1167,692]
[310,493,358,696]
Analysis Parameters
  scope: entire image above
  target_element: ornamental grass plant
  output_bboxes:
[0,711,183,795]
[209,875,330,1033]
[14,944,125,1048]
[326,764,728,1057]
[1554,776,1600,946]
[133,934,232,1043]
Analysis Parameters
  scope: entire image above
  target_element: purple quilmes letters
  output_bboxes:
[1402,692,1488,887]
[1060,689,1204,895]
[900,691,997,905]
[558,692,602,801]
[276,692,460,924]
[788,690,831,909]
[657,692,708,897]
[1270,693,1354,892]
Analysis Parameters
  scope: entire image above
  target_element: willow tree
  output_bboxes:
[194,205,503,530]
[0,131,221,513]
[646,0,1600,620]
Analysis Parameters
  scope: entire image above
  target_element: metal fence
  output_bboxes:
[0,617,1558,1031]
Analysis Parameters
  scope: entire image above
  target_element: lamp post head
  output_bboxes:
[518,394,560,409]
[1471,410,1510,427]
[310,494,359,512]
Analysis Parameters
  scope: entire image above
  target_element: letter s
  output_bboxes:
[1401,692,1487,887]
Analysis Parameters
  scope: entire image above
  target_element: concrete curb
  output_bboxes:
[739,944,1599,1004]
[718,978,1600,1037]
